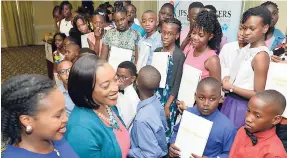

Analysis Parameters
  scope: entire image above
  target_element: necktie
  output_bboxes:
[244,128,258,146]
[119,89,124,94]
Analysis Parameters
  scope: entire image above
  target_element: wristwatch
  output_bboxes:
[229,85,235,93]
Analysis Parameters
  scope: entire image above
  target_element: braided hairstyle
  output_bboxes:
[113,1,127,14]
[1,75,56,144]
[193,10,222,52]
[162,17,182,34]
[73,13,93,34]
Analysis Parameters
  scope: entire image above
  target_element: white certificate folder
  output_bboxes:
[175,110,213,158]
[109,46,133,71]
[151,52,170,88]
[178,64,202,106]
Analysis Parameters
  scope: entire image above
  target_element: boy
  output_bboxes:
[158,3,174,33]
[126,4,146,38]
[138,10,162,68]
[128,65,168,157]
[169,77,237,158]
[63,36,78,50]
[59,1,73,36]
[180,2,204,49]
[57,60,75,116]
[229,90,287,157]
[65,43,80,63]
[116,61,139,129]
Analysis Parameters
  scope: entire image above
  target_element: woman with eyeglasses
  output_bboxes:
[1,74,79,158]
[65,54,130,158]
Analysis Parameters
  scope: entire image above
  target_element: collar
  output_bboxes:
[59,84,68,94]
[137,95,157,112]
[253,127,277,141]
[144,31,160,40]
[273,28,285,39]
[193,105,219,121]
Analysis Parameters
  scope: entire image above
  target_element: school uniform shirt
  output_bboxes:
[219,41,240,79]
[128,95,168,158]
[139,31,162,66]
[265,28,285,51]
[131,23,146,38]
[229,127,287,157]
[3,138,79,158]
[59,19,73,36]
[116,84,140,129]
[59,84,75,117]
[170,106,237,158]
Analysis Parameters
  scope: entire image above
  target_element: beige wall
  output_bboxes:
[275,1,287,34]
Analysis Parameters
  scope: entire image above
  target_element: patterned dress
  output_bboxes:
[155,55,177,142]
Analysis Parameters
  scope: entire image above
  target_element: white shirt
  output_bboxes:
[219,41,240,79]
[116,84,140,128]
[59,19,73,36]
[231,46,271,90]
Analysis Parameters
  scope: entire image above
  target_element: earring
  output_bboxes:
[25,126,33,133]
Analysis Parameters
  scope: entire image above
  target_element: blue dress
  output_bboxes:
[156,55,177,142]
[3,138,79,158]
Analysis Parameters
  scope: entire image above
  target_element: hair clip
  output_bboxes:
[98,12,105,16]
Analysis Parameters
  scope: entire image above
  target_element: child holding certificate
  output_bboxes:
[128,65,168,157]
[153,18,185,141]
[169,77,237,158]
[183,10,222,81]
[221,6,272,129]
[229,90,287,157]
[101,2,140,64]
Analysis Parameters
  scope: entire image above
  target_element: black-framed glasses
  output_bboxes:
[57,68,71,75]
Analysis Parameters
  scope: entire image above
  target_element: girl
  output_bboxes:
[2,74,78,158]
[261,1,285,50]
[72,14,92,48]
[101,3,139,64]
[154,18,185,141]
[98,2,113,26]
[221,6,272,129]
[59,1,73,36]
[87,9,107,56]
[52,6,63,32]
[53,33,66,65]
[65,55,130,158]
[183,10,222,81]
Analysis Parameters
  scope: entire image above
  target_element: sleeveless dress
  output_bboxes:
[221,46,271,129]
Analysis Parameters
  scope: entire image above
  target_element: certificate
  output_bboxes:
[81,34,89,48]
[137,41,151,72]
[178,64,202,106]
[45,42,53,63]
[151,52,169,88]
[265,62,287,118]
[175,111,213,158]
[109,46,133,71]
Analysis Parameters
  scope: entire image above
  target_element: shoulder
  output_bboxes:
[216,112,237,131]
[274,28,285,38]
[174,47,185,59]
[3,145,26,158]
[266,136,287,157]
[186,106,198,114]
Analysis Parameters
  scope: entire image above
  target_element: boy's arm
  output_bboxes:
[128,121,166,158]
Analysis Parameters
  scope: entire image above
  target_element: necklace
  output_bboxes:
[54,148,60,157]
[95,105,120,130]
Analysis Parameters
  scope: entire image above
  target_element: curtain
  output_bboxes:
[18,1,35,45]
[1,1,22,47]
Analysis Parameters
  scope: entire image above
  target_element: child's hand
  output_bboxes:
[176,100,188,113]
[94,27,102,40]
[164,105,170,120]
[190,153,208,158]
[169,144,181,158]
[271,55,282,63]
[222,76,232,91]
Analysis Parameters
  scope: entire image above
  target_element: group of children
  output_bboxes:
[40,0,287,157]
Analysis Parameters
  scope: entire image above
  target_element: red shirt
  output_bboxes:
[229,127,287,158]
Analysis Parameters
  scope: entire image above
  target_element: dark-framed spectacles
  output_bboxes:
[57,68,71,75]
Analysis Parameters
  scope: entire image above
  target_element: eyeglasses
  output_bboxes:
[162,31,177,37]
[116,75,132,82]
[57,68,71,75]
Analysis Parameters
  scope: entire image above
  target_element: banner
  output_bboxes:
[158,0,243,42]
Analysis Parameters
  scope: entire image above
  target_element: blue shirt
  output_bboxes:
[170,106,237,158]
[131,23,146,38]
[3,138,79,158]
[128,95,168,158]
[59,84,75,117]
[271,28,285,51]
[140,31,163,65]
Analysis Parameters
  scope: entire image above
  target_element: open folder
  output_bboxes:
[175,111,213,158]
[178,64,202,106]
[265,62,287,118]
[151,52,170,88]
[109,46,133,71]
